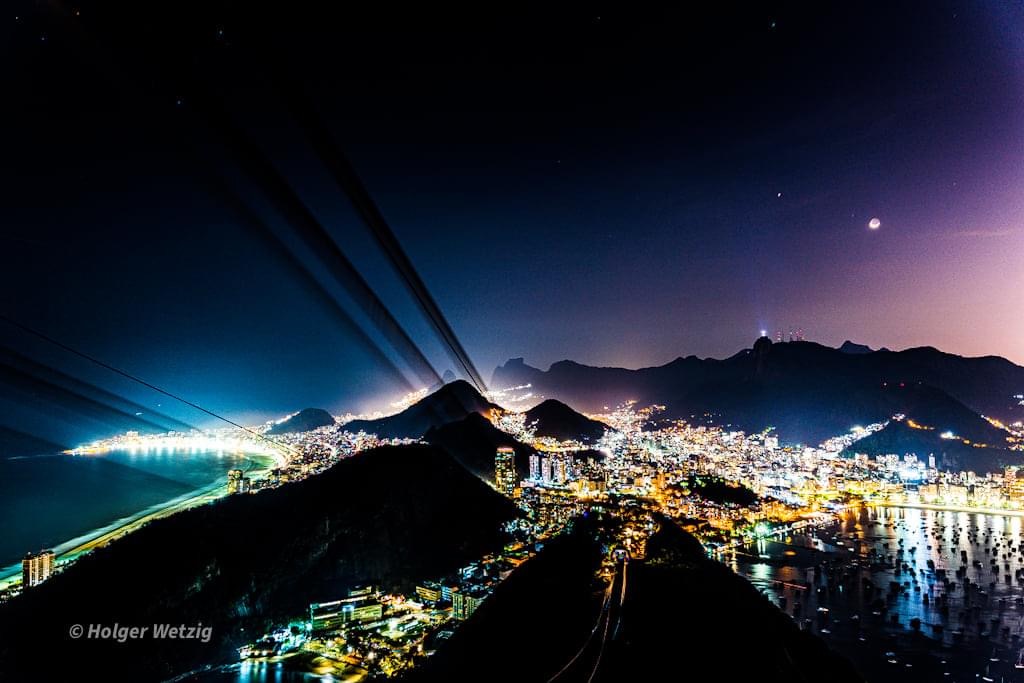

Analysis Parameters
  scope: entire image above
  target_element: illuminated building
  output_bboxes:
[541,457,552,484]
[451,588,486,620]
[309,596,383,632]
[415,582,442,603]
[21,550,55,588]
[495,447,517,497]
[552,454,569,484]
[529,453,540,481]
[225,469,251,494]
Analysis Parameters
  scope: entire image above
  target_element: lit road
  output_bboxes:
[546,556,628,683]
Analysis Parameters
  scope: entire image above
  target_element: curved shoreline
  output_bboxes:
[0,450,276,590]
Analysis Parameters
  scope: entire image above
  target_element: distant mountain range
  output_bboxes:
[341,382,615,478]
[524,399,612,442]
[492,339,1024,465]
[266,407,335,435]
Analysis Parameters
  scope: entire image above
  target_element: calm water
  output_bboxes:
[0,448,262,575]
[184,661,327,682]
[729,506,1024,680]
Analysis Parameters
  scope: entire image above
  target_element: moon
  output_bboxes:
[868,217,881,230]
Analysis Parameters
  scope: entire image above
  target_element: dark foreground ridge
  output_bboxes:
[0,445,519,682]
[595,518,863,683]
[406,514,863,682]
[401,517,607,682]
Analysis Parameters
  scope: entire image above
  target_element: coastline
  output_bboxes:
[0,450,277,590]
[864,499,1024,517]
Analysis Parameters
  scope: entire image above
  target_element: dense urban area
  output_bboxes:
[7,381,1024,680]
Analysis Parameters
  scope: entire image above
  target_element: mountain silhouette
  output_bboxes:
[424,412,534,481]
[266,407,334,434]
[524,399,612,442]
[839,340,873,354]
[492,340,1024,451]
[345,379,500,439]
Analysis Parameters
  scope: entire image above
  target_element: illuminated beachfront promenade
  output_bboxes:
[1,416,399,597]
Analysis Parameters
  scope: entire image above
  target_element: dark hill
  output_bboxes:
[407,514,861,683]
[266,407,334,434]
[852,420,1012,472]
[424,412,533,482]
[591,518,863,682]
[524,398,611,441]
[345,379,500,439]
[492,339,1024,448]
[402,516,608,682]
[849,382,1014,470]
[0,444,519,681]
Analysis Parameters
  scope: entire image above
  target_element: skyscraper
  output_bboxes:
[22,549,55,588]
[529,453,540,481]
[553,454,570,484]
[452,588,486,620]
[495,447,517,497]
[540,456,552,484]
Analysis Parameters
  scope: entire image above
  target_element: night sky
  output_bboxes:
[2,2,1023,443]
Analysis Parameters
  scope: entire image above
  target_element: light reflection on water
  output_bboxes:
[729,506,1024,648]
[186,660,330,682]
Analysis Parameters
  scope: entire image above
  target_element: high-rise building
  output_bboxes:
[495,447,517,497]
[529,453,540,481]
[541,456,552,484]
[452,588,486,620]
[228,469,245,494]
[22,549,55,588]
[552,454,570,484]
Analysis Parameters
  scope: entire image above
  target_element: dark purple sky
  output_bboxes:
[1,2,1022,441]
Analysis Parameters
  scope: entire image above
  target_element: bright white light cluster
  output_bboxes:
[491,409,536,442]
[67,431,283,461]
[484,383,535,408]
